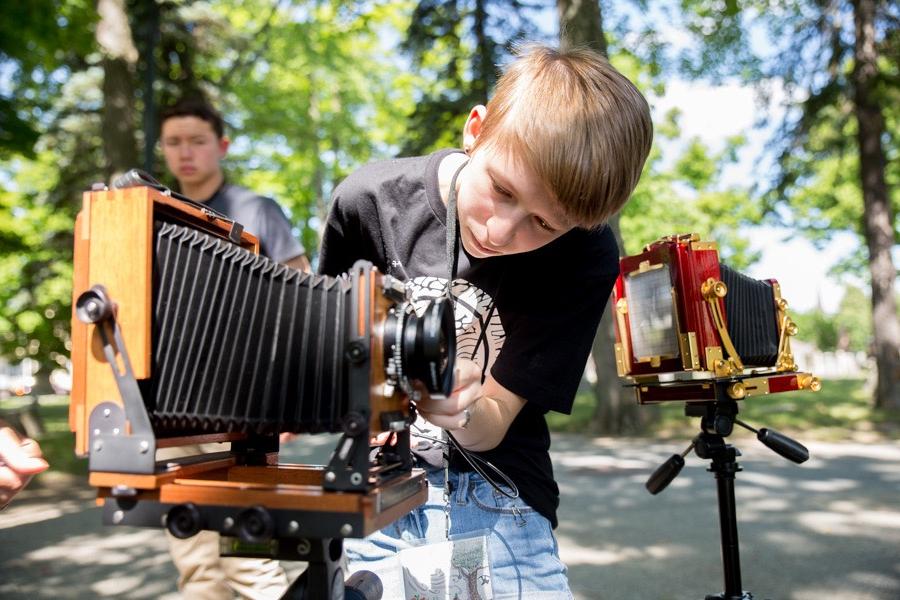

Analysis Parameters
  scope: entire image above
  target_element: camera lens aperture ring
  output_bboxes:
[385,305,415,399]
[382,297,456,399]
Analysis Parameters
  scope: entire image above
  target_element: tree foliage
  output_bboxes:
[0,0,421,378]
[793,285,875,353]
[400,0,543,154]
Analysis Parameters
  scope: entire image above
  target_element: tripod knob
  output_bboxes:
[646,454,685,495]
[345,570,383,600]
[756,428,809,464]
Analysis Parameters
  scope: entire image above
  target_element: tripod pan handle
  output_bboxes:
[757,428,809,464]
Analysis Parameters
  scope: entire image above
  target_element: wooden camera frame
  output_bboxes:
[69,186,426,548]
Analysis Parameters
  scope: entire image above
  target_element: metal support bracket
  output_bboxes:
[76,285,156,473]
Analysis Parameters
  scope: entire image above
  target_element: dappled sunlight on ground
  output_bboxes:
[550,435,900,600]
[1,434,898,599]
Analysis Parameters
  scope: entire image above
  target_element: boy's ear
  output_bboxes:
[462,105,487,153]
[218,136,230,158]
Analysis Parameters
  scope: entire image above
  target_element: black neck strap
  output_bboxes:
[445,158,468,297]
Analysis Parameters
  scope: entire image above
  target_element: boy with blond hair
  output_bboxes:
[319,44,652,597]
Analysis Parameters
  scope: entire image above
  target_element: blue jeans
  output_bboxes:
[344,462,572,599]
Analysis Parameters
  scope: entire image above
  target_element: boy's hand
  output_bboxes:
[0,425,49,509]
[415,358,483,431]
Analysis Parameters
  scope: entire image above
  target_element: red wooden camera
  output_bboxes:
[612,234,821,403]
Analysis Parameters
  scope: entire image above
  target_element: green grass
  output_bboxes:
[549,378,900,441]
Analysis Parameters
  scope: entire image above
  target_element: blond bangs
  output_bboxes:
[472,46,652,229]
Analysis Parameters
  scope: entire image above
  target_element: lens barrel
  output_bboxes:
[384,297,456,397]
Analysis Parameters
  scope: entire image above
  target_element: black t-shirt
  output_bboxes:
[206,183,305,263]
[319,149,619,527]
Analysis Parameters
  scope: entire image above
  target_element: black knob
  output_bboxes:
[237,506,275,544]
[345,570,384,600]
[167,503,203,539]
[75,286,113,324]
[757,428,809,464]
[646,454,685,495]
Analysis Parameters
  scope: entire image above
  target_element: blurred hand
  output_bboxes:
[415,358,482,431]
[0,425,49,509]
[278,432,298,445]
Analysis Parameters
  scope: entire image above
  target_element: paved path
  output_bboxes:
[1,433,898,599]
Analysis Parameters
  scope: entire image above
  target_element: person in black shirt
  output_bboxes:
[320,44,653,598]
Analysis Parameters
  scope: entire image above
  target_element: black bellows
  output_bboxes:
[719,264,779,366]
[149,221,351,434]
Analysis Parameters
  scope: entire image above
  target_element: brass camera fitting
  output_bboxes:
[785,319,799,336]
[701,278,728,301]
[798,374,822,392]
[727,382,747,399]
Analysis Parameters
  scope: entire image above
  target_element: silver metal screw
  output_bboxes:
[112,510,124,524]
[340,524,353,537]
[324,471,336,483]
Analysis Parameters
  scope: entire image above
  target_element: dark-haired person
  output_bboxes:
[159,98,309,270]
[157,97,307,599]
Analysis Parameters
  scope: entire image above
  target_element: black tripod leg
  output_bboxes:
[714,465,743,598]
[280,538,345,600]
[702,440,751,600]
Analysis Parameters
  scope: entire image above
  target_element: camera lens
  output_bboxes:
[384,297,456,397]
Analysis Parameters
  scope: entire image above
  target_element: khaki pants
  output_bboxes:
[159,444,289,600]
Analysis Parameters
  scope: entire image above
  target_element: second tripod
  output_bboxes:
[646,398,810,600]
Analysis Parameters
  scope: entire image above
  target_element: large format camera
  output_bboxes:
[613,233,819,600]
[612,233,820,403]
[69,185,454,597]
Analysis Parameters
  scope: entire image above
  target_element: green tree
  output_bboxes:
[401,0,541,155]
[207,0,420,252]
[793,309,840,351]
[677,0,899,408]
[0,1,98,384]
[834,286,874,352]
[0,0,421,379]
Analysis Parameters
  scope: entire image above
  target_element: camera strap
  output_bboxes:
[440,157,520,540]
[441,157,467,539]
[445,158,464,300]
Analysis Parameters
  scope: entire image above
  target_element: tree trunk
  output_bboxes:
[472,0,493,100]
[852,0,900,409]
[558,0,607,56]
[97,0,139,180]
[557,1,648,433]
[133,0,160,174]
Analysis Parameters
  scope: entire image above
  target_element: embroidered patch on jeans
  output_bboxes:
[399,532,493,599]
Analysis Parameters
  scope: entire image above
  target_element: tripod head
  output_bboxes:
[647,399,809,495]
[644,399,812,600]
